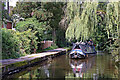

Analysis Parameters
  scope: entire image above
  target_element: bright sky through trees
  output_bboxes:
[9,0,18,7]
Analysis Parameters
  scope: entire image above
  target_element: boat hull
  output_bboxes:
[69,50,97,59]
[69,53,85,59]
[69,49,86,59]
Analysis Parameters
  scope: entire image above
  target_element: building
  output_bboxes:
[40,41,53,49]
[2,19,13,29]
[2,0,13,29]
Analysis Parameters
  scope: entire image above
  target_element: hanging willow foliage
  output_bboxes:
[66,2,98,41]
[66,1,119,42]
[106,2,119,39]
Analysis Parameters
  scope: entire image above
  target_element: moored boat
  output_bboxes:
[69,42,96,59]
[69,43,86,59]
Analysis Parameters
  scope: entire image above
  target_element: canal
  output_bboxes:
[3,52,119,79]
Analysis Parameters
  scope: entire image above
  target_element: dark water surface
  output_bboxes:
[4,53,119,79]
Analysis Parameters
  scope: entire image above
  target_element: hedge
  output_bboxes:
[2,28,38,59]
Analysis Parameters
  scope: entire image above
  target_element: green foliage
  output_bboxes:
[16,29,36,54]
[2,28,39,59]
[16,18,52,41]
[66,1,119,51]
[42,2,64,28]
[66,2,98,41]
[111,39,120,64]
[13,2,65,46]
[16,19,39,53]
[2,28,21,59]
[66,1,119,64]
[40,2,65,46]
[106,2,119,39]
[56,28,67,47]
[2,3,12,24]
[37,45,58,53]
[13,2,41,18]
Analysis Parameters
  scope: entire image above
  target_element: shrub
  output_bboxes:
[16,18,52,42]
[16,30,31,54]
[2,28,21,59]
[2,28,38,59]
[16,18,52,51]
[16,29,38,54]
[20,29,38,54]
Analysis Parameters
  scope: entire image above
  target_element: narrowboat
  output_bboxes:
[69,42,96,59]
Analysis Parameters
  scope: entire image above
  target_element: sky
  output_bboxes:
[9,0,18,7]
[8,0,119,7]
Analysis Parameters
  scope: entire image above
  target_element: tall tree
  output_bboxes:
[106,2,119,39]
[66,2,98,41]
[42,2,65,45]
[65,1,119,50]
[13,2,66,46]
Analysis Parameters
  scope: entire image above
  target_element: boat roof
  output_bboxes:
[72,43,96,54]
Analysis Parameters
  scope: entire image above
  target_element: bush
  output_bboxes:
[37,45,58,53]
[2,28,21,59]
[2,28,38,59]
[2,18,51,59]
[21,29,38,54]
[16,18,52,41]
[16,29,38,54]
[16,30,31,54]
[15,18,53,51]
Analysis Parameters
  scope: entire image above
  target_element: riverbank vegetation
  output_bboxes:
[2,1,119,64]
[65,1,119,64]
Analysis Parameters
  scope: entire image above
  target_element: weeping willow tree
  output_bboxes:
[65,0,119,65]
[106,2,119,39]
[66,2,98,41]
[105,1,120,64]
[65,1,119,47]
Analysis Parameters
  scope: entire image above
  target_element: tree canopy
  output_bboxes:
[65,1,119,41]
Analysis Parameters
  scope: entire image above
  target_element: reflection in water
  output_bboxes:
[69,56,96,78]
[3,53,119,79]
[19,62,51,79]
[66,54,119,79]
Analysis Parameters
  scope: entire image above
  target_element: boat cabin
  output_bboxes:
[72,43,96,54]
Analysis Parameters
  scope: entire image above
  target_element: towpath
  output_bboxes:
[1,48,70,76]
[1,48,67,67]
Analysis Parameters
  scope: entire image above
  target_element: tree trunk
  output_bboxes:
[52,28,56,45]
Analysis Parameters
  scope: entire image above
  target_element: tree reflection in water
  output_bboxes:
[3,54,119,79]
[66,54,119,79]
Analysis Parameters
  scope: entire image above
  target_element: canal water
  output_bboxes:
[3,52,119,79]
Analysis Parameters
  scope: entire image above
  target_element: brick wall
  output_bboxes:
[2,22,12,29]
[41,41,53,49]
[6,22,12,29]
